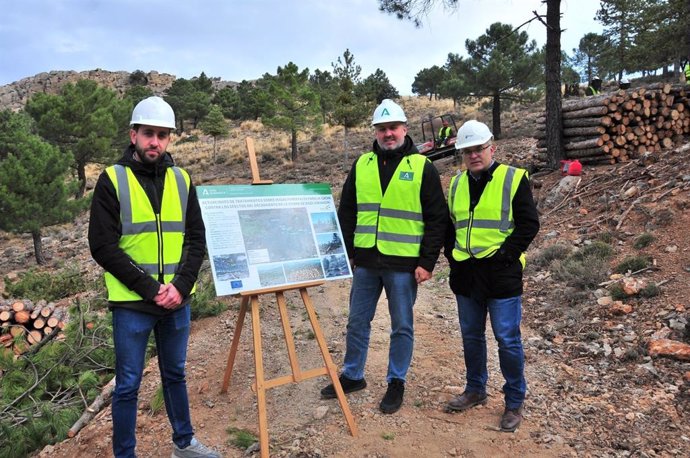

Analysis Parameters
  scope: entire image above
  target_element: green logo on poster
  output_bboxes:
[399,171,414,181]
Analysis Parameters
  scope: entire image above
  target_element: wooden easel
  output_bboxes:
[220,138,358,458]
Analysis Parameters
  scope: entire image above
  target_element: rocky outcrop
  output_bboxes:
[0,69,177,111]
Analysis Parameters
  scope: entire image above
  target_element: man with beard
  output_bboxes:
[88,97,220,458]
[320,99,447,414]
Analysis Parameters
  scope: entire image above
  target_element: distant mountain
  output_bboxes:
[0,69,238,112]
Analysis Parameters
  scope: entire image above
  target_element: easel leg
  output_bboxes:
[276,291,302,381]
[299,288,358,437]
[250,295,270,458]
[221,296,249,394]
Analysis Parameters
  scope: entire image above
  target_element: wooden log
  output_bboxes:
[14,310,31,324]
[563,117,607,128]
[9,325,25,337]
[27,330,43,345]
[0,333,13,347]
[43,326,53,335]
[11,301,26,312]
[563,126,606,137]
[40,303,55,318]
[47,309,64,329]
[68,377,116,438]
[562,94,610,112]
[565,147,608,159]
[0,310,13,322]
[564,138,602,151]
[33,317,46,330]
[562,106,609,119]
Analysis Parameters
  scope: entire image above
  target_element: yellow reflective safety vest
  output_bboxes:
[354,152,427,257]
[448,164,527,267]
[104,164,194,301]
[438,126,452,138]
[684,63,690,83]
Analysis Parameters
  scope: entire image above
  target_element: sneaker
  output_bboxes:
[320,374,367,399]
[500,406,523,432]
[445,391,488,412]
[379,378,405,414]
[171,437,221,458]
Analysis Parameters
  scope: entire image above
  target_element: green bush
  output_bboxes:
[639,283,660,298]
[552,241,614,289]
[4,263,89,302]
[227,426,257,449]
[608,283,627,300]
[530,243,571,269]
[614,255,652,274]
[633,232,655,250]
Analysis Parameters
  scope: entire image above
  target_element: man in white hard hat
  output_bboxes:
[443,120,539,432]
[320,99,447,414]
[88,97,220,457]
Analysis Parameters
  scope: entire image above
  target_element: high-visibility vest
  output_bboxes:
[354,153,427,257]
[589,87,600,95]
[104,164,194,301]
[448,164,527,267]
[684,63,690,82]
[438,126,452,138]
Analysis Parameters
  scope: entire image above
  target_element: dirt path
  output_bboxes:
[40,273,574,458]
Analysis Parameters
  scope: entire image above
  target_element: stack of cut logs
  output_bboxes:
[535,82,689,164]
[0,299,65,354]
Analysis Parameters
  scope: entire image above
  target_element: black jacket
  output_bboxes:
[88,145,206,316]
[338,135,448,273]
[444,161,540,300]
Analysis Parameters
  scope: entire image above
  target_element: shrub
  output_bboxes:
[530,243,571,269]
[608,283,627,300]
[633,232,655,250]
[614,255,652,274]
[639,283,660,298]
[552,241,614,289]
[4,263,89,302]
[227,426,257,449]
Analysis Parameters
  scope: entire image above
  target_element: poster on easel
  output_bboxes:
[197,183,352,296]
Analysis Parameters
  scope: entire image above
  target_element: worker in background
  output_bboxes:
[319,99,447,415]
[683,57,690,84]
[443,120,539,433]
[437,120,454,147]
[618,78,630,90]
[585,76,602,96]
[88,97,220,458]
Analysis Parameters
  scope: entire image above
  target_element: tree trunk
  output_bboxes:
[212,136,217,163]
[492,92,501,139]
[545,0,564,168]
[76,160,87,199]
[32,230,46,265]
[291,128,298,162]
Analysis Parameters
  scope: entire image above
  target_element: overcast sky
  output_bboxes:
[0,0,603,94]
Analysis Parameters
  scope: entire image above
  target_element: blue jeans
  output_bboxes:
[111,305,193,458]
[455,294,526,410]
[342,267,417,383]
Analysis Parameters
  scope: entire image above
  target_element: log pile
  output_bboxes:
[0,299,66,355]
[536,82,690,164]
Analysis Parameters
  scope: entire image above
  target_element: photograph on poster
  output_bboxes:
[197,183,352,295]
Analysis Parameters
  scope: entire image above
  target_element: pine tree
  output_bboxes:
[262,62,321,162]
[199,105,229,162]
[0,111,81,264]
[24,79,130,198]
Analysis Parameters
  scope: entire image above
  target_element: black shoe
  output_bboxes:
[445,391,488,412]
[500,406,523,432]
[320,374,367,399]
[379,378,405,414]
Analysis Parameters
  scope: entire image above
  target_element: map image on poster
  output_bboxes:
[197,183,352,295]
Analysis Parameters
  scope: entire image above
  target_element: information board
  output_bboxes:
[197,183,352,296]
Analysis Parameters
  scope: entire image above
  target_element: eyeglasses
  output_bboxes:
[461,144,491,156]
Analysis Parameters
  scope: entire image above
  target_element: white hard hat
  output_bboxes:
[372,99,407,126]
[455,120,493,150]
[130,96,176,129]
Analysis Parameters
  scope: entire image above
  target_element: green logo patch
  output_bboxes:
[399,171,414,181]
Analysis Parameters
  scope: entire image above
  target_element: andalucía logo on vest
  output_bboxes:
[399,171,414,181]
